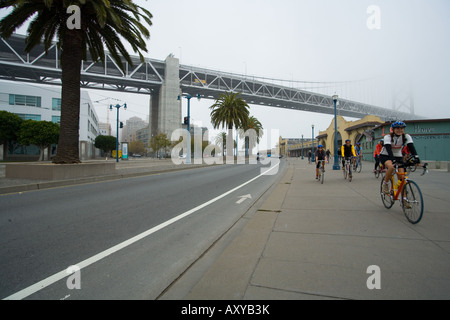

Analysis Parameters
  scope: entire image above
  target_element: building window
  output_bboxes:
[15,113,41,121]
[52,116,61,124]
[52,98,62,111]
[9,94,42,107]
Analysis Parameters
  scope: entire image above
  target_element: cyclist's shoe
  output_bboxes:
[382,181,390,194]
[403,198,412,209]
[315,176,318,179]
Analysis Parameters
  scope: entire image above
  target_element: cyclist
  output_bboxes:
[373,139,384,173]
[354,142,362,169]
[381,121,420,195]
[355,142,362,158]
[315,144,326,179]
[341,139,356,170]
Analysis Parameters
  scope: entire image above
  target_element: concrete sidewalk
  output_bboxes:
[161,158,450,300]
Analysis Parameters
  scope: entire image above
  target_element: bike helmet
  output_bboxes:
[391,121,406,128]
[318,144,323,148]
[345,139,351,143]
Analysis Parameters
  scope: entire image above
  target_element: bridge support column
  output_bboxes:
[149,55,181,139]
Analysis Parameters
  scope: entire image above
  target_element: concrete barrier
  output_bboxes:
[5,162,116,180]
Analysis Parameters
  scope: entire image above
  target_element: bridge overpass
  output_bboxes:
[0,34,419,136]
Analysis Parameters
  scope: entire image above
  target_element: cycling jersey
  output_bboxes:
[380,134,413,158]
[373,143,383,157]
[315,149,326,160]
[341,144,356,158]
[355,146,361,155]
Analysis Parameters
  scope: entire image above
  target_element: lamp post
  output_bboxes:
[178,93,201,164]
[110,103,127,163]
[311,124,315,162]
[332,94,341,170]
[301,134,304,159]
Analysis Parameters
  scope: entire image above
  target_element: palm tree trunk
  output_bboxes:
[52,29,82,164]
[226,124,234,163]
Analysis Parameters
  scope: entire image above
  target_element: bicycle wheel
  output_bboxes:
[348,164,352,182]
[357,160,362,173]
[343,164,347,179]
[321,167,324,184]
[380,178,394,209]
[375,168,380,178]
[401,180,424,224]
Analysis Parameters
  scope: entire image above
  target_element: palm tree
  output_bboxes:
[239,115,263,157]
[0,0,152,163]
[210,92,250,157]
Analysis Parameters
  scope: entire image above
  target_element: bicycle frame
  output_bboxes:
[389,170,407,201]
[385,162,428,201]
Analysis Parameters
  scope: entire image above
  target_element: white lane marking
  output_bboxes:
[3,163,280,300]
[236,194,252,204]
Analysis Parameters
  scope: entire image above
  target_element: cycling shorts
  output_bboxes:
[380,155,404,168]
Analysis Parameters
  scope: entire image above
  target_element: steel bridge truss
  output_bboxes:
[179,65,416,120]
[0,34,164,94]
[0,34,417,120]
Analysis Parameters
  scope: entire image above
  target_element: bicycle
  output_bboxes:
[380,160,428,224]
[317,160,325,184]
[343,157,353,182]
[374,163,385,179]
[353,155,362,173]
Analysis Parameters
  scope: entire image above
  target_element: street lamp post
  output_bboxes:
[178,93,201,164]
[110,103,127,163]
[332,94,341,170]
[311,124,315,162]
[301,134,304,159]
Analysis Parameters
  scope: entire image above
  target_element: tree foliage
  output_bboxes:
[210,92,250,130]
[0,110,23,144]
[94,135,117,155]
[18,120,60,161]
[149,132,171,158]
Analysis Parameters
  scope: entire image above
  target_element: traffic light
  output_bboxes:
[184,117,189,125]
[120,121,123,129]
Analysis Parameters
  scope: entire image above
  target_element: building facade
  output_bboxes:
[0,81,100,160]
[316,115,384,156]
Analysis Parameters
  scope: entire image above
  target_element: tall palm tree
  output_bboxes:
[239,115,263,156]
[210,92,250,157]
[0,0,152,163]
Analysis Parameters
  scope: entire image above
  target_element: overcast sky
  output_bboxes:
[2,0,450,146]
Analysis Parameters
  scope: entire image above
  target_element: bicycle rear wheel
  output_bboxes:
[380,178,394,209]
[357,160,362,173]
[375,168,380,178]
[401,180,424,224]
[321,168,324,184]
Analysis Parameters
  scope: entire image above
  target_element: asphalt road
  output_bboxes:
[0,160,285,300]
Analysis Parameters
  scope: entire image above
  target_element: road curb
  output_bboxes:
[0,163,214,195]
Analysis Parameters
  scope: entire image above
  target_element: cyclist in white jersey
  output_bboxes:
[380,121,420,194]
